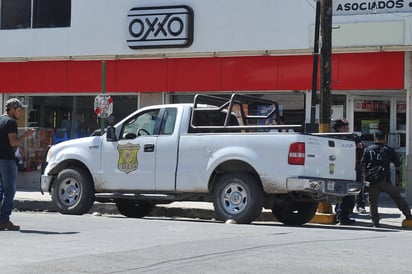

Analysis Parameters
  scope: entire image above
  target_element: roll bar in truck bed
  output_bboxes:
[190,93,302,132]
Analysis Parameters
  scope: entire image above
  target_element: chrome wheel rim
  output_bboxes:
[221,182,247,214]
[58,177,81,206]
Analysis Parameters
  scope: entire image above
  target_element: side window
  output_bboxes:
[121,109,160,139]
[0,0,71,30]
[33,0,71,28]
[160,108,177,135]
[1,0,31,29]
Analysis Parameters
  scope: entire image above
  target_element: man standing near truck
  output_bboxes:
[362,131,412,227]
[0,98,35,231]
[333,118,365,225]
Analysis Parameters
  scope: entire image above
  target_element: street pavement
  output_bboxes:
[13,185,412,229]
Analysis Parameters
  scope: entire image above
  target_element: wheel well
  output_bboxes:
[208,160,262,192]
[48,160,94,192]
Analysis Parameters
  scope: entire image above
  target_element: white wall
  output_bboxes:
[0,0,411,59]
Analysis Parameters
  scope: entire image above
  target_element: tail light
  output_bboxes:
[288,142,305,165]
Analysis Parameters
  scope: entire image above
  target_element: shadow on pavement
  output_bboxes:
[19,230,79,235]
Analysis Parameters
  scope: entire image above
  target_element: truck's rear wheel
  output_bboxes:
[213,172,264,224]
[272,200,318,226]
[52,168,94,215]
[116,200,155,218]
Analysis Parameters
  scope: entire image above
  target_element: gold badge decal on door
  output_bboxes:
[329,163,335,175]
[117,143,140,174]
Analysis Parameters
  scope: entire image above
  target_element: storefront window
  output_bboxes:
[331,94,347,120]
[313,94,347,129]
[394,100,407,191]
[354,99,390,145]
[396,100,406,148]
[10,94,138,172]
[396,101,406,131]
[170,92,306,127]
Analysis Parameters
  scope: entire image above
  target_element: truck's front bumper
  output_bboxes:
[286,176,362,197]
[40,174,53,193]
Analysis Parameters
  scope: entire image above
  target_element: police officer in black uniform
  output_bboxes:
[361,130,412,227]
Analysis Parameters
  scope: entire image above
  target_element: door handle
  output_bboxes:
[144,144,155,152]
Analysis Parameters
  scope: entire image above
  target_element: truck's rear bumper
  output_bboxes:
[286,176,362,197]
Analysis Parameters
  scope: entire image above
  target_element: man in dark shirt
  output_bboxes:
[361,131,412,227]
[0,98,35,231]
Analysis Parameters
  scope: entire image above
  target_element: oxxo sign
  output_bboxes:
[127,5,194,49]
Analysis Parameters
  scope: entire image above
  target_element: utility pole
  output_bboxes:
[319,0,332,133]
[309,0,321,133]
[310,0,334,222]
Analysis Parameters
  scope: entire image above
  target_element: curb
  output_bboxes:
[13,200,275,221]
[14,200,55,213]
[13,199,411,228]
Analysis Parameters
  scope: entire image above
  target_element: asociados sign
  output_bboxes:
[333,0,412,15]
[127,5,194,49]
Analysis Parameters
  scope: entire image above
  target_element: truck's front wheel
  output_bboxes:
[213,173,264,224]
[272,200,318,226]
[52,168,94,215]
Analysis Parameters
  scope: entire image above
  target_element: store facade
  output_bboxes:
[0,0,411,200]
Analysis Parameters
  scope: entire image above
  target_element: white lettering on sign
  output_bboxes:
[397,101,406,113]
[333,0,412,15]
[354,100,389,112]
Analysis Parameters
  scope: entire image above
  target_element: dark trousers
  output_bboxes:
[368,179,412,220]
[335,195,355,219]
[335,168,363,218]
[355,187,366,208]
[355,166,365,207]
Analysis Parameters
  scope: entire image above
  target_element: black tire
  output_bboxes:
[272,200,318,226]
[52,168,95,215]
[213,172,264,224]
[116,200,155,218]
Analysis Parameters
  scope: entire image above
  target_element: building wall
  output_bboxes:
[1,1,411,200]
[0,0,411,60]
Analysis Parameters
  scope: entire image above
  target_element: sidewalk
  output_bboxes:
[13,186,411,228]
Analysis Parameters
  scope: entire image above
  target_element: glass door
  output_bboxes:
[352,95,406,191]
[353,98,390,146]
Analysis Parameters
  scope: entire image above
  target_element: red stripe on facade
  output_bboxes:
[332,52,404,90]
[109,59,168,92]
[0,52,404,93]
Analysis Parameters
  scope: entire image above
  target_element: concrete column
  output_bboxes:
[406,52,412,203]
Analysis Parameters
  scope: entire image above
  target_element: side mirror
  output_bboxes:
[106,126,117,142]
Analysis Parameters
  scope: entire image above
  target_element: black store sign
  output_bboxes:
[127,5,194,49]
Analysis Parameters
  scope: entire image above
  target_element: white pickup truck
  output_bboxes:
[41,94,361,225]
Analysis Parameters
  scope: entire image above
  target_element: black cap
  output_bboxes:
[333,119,349,131]
[5,98,27,110]
[374,130,385,140]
